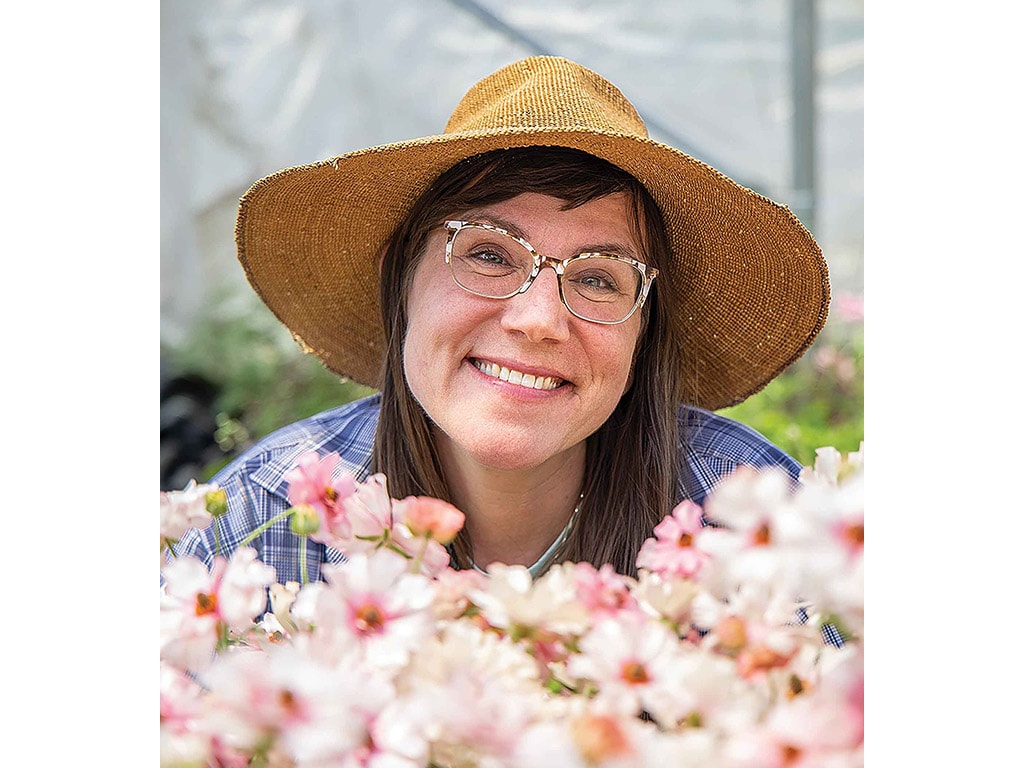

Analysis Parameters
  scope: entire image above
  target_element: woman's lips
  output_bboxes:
[470,358,567,390]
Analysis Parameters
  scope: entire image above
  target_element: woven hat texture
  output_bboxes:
[235,56,829,410]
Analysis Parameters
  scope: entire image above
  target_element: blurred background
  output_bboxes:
[160,0,864,489]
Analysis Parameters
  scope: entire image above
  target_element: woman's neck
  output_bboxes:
[435,435,585,569]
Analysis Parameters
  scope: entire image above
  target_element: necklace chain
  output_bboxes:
[469,493,583,579]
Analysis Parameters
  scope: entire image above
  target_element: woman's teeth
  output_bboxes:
[472,359,563,390]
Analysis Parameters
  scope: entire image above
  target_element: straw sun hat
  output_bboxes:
[235,55,829,411]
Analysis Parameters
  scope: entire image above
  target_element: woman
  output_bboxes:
[175,56,829,583]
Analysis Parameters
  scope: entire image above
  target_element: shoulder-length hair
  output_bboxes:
[372,146,687,577]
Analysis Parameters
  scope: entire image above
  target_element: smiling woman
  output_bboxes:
[173,55,829,583]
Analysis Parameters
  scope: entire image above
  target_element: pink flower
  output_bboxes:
[394,495,465,544]
[160,662,212,766]
[161,555,224,671]
[636,499,709,578]
[571,562,642,619]
[342,473,396,553]
[161,548,276,671]
[295,550,434,670]
[284,451,357,544]
[566,613,688,727]
[431,568,489,620]
[198,645,399,765]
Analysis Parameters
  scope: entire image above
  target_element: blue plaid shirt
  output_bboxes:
[175,393,801,584]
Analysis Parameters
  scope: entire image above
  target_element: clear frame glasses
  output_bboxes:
[443,220,658,325]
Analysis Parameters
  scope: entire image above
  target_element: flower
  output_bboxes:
[395,495,466,544]
[343,473,394,545]
[293,549,434,670]
[398,620,546,766]
[197,645,403,765]
[161,548,276,672]
[566,613,689,727]
[636,499,709,579]
[571,562,642,620]
[160,446,865,767]
[160,662,212,767]
[283,451,357,545]
[470,563,591,637]
[160,480,218,549]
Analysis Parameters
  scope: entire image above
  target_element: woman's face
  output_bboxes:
[403,191,646,472]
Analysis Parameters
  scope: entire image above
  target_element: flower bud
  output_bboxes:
[716,615,748,653]
[570,713,632,764]
[205,488,228,517]
[289,504,320,536]
[396,496,466,544]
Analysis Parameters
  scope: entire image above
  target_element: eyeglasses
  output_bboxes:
[443,220,658,325]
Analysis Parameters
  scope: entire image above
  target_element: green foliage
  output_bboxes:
[719,311,864,468]
[163,297,376,480]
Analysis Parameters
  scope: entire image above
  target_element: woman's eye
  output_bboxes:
[575,273,618,292]
[471,249,507,264]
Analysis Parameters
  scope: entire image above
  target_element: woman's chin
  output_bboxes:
[442,428,579,473]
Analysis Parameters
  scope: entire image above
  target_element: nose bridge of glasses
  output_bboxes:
[521,260,564,303]
[533,253,567,279]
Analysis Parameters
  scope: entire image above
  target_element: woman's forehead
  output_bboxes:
[450,192,644,259]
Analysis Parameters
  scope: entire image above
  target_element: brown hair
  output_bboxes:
[372,147,687,577]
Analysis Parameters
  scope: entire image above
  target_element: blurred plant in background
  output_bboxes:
[161,291,863,487]
[720,291,864,467]
[160,292,376,489]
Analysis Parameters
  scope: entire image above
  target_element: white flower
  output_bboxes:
[294,549,434,670]
[470,562,590,636]
[160,555,221,672]
[160,662,212,767]
[566,613,688,727]
[631,570,703,627]
[160,480,217,543]
[396,621,547,767]
[198,644,397,764]
[160,549,276,672]
[218,547,277,630]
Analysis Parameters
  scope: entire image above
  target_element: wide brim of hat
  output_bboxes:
[236,126,829,411]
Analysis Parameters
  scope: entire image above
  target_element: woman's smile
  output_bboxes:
[469,358,567,391]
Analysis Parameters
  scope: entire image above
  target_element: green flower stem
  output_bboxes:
[239,510,294,548]
[216,621,231,652]
[214,516,222,557]
[164,539,178,559]
[299,536,308,585]
[386,542,413,559]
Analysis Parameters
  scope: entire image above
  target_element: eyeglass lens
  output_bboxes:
[449,225,643,323]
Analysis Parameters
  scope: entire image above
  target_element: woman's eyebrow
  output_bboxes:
[580,241,640,260]
[457,210,640,260]
[458,210,523,238]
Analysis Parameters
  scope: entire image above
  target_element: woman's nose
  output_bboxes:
[499,268,571,342]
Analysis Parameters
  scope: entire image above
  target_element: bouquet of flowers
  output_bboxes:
[160,445,864,768]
